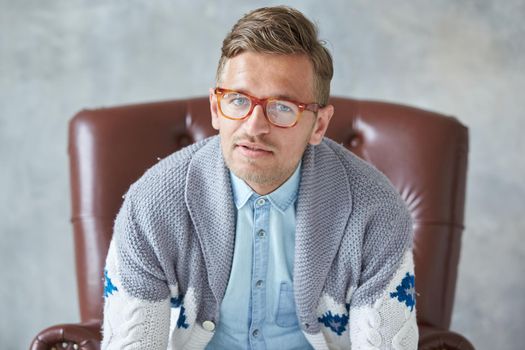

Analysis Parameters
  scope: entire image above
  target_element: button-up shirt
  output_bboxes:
[206,163,313,350]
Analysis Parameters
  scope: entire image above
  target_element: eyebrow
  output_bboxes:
[233,88,299,102]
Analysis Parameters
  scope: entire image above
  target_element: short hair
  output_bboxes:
[216,6,333,105]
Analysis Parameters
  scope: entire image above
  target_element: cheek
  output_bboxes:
[218,121,240,147]
[278,131,310,160]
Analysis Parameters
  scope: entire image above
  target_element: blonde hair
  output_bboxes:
[216,6,333,105]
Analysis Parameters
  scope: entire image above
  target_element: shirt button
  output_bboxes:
[202,320,215,332]
[255,280,264,288]
[257,229,266,238]
[252,329,260,337]
[256,198,266,206]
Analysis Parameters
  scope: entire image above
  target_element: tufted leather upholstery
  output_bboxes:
[31,96,474,349]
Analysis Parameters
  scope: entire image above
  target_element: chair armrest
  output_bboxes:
[30,319,475,350]
[30,320,102,350]
[418,324,475,350]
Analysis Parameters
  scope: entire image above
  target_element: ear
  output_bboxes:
[209,88,220,131]
[308,104,334,145]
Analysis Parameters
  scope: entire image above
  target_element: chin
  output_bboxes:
[230,164,266,183]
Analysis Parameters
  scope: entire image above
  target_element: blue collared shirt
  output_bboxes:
[206,163,313,350]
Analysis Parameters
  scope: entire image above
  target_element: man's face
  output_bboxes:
[209,52,334,195]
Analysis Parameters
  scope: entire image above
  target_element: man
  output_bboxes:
[102,6,418,350]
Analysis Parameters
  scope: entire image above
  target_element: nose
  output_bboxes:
[242,104,271,137]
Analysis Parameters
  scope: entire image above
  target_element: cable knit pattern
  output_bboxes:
[101,135,417,349]
[349,250,418,350]
[102,240,171,350]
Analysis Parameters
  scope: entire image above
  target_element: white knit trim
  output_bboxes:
[169,284,180,300]
[317,293,347,315]
[345,285,356,305]
[179,324,214,350]
[349,250,418,350]
[303,331,330,350]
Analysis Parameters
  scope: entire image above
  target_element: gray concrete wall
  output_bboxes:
[1,0,523,349]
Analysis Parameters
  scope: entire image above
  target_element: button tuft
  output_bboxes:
[202,320,216,332]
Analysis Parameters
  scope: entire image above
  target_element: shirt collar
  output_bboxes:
[230,171,254,209]
[229,162,302,213]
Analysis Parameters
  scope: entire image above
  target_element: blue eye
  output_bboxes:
[224,93,249,107]
[275,103,293,113]
[232,97,249,106]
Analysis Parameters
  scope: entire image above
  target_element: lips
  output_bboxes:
[236,141,272,152]
[235,141,273,158]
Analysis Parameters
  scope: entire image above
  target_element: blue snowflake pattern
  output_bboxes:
[170,295,189,329]
[170,295,183,308]
[318,311,349,336]
[177,305,189,329]
[103,269,118,298]
[390,272,416,311]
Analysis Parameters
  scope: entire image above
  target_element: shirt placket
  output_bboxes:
[249,196,270,350]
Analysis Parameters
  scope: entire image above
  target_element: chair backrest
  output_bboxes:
[68,96,468,330]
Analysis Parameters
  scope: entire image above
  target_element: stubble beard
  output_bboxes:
[224,134,310,191]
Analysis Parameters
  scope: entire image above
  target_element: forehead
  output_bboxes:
[220,52,315,102]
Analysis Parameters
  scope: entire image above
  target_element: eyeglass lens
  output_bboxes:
[220,91,299,127]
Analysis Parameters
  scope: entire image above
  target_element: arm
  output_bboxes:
[349,250,418,349]
[101,192,172,350]
[348,199,418,350]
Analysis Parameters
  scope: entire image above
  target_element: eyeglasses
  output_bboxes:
[214,87,323,128]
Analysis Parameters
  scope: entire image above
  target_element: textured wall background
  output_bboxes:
[1,0,524,349]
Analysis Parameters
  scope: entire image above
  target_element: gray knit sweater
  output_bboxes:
[101,136,418,350]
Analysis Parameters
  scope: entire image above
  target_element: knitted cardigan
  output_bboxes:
[102,136,418,350]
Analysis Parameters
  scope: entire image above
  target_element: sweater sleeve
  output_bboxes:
[348,199,418,350]
[101,192,172,350]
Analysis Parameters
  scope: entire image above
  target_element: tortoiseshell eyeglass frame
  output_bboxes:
[214,87,323,128]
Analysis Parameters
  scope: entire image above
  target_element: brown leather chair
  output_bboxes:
[30,97,474,350]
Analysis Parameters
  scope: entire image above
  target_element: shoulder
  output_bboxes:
[317,138,412,253]
[319,137,402,208]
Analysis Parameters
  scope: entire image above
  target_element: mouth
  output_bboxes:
[235,141,273,158]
